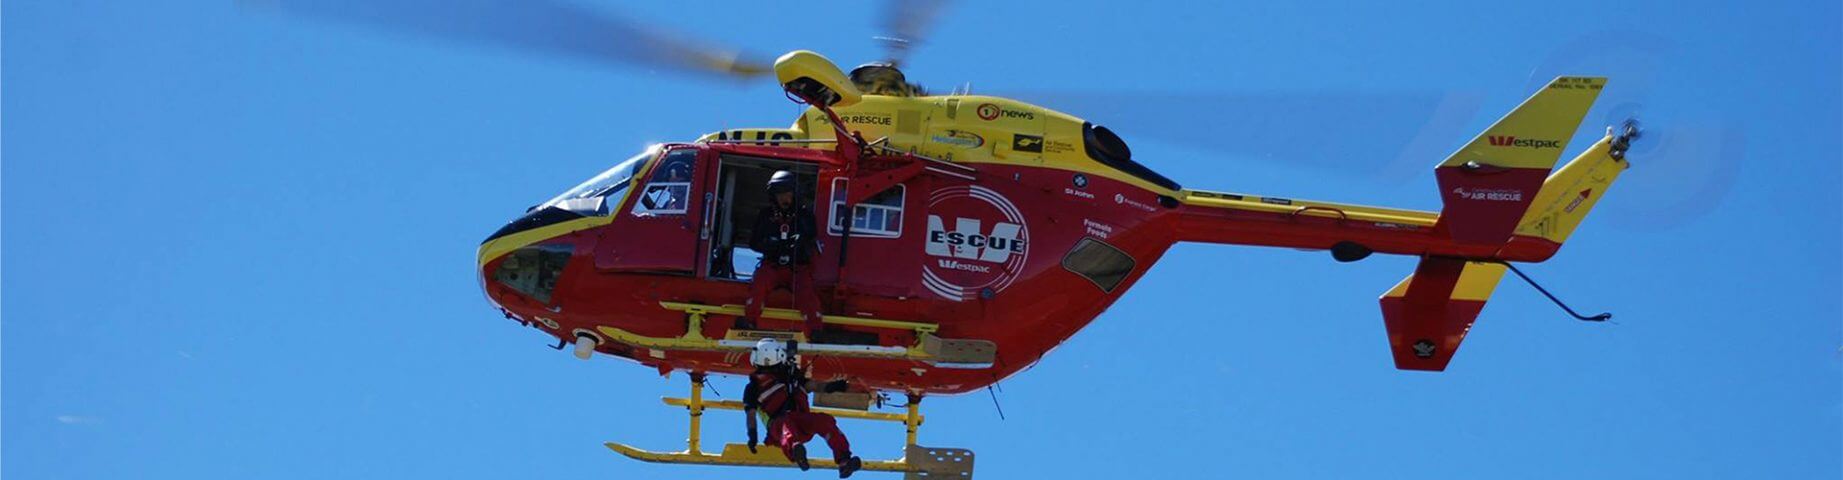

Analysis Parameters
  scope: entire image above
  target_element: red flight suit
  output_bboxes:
[745,203,825,334]
[744,366,853,464]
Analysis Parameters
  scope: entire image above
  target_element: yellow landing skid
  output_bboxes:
[595,302,996,368]
[607,375,975,478]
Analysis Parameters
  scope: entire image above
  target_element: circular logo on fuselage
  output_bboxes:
[923,185,1029,301]
[975,103,1001,121]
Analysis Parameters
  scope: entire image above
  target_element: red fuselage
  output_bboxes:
[478,142,1562,395]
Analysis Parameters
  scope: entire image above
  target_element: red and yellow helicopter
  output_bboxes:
[267,1,1638,476]
[474,51,1634,476]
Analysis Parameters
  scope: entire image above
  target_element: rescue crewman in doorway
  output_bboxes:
[744,339,863,478]
[743,170,826,336]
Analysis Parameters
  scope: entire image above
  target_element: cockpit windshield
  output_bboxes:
[540,146,658,215]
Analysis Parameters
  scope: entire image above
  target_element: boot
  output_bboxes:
[838,456,862,479]
[790,445,810,471]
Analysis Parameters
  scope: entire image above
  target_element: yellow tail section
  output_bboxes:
[1513,130,1632,244]
[1438,76,1607,170]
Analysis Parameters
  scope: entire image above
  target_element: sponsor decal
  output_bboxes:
[1412,339,1437,358]
[974,103,1036,121]
[1194,191,1245,201]
[1485,135,1562,149]
[1063,187,1094,199]
[843,114,893,125]
[1563,189,1592,213]
[1259,197,1293,206]
[814,113,894,126]
[1113,193,1158,213]
[975,103,1001,121]
[1452,187,1525,202]
[930,129,986,149]
[1012,134,1044,153]
[1072,173,1089,189]
[1044,140,1076,154]
[923,186,1030,301]
[1082,219,1114,239]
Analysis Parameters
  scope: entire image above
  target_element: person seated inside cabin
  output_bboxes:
[740,170,826,336]
[641,155,692,212]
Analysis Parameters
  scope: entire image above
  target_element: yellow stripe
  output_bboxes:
[476,215,613,267]
[1181,191,1439,226]
[1451,262,1507,301]
[1381,261,1507,302]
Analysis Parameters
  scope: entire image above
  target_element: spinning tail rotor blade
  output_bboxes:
[1524,31,1743,230]
[246,0,773,79]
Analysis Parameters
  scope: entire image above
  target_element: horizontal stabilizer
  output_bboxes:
[1379,257,1508,371]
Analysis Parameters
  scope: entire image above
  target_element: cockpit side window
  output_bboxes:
[633,149,698,216]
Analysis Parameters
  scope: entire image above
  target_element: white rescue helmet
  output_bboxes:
[751,338,790,367]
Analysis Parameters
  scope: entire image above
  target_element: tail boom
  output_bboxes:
[1171,192,1565,262]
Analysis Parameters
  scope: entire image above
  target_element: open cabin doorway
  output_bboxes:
[706,154,820,282]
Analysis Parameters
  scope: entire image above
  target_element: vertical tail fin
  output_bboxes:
[1434,77,1605,244]
[1379,258,1507,371]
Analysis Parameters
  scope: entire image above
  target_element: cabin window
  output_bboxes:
[1062,238,1135,293]
[827,178,904,238]
[633,148,697,215]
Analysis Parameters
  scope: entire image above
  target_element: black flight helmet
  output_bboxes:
[767,170,797,196]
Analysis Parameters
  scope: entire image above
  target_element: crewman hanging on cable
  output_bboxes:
[743,339,863,478]
[742,171,826,336]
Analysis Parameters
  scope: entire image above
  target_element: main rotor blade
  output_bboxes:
[879,0,952,66]
[1000,90,1485,181]
[249,0,773,79]
[1011,31,1735,230]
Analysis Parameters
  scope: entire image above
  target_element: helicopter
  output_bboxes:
[266,1,1640,477]
[473,50,1635,476]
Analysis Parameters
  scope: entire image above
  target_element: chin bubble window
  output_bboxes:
[494,244,573,304]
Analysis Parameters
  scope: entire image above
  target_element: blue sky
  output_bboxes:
[5,1,1838,478]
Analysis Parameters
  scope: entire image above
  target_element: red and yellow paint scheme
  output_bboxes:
[478,50,1629,399]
